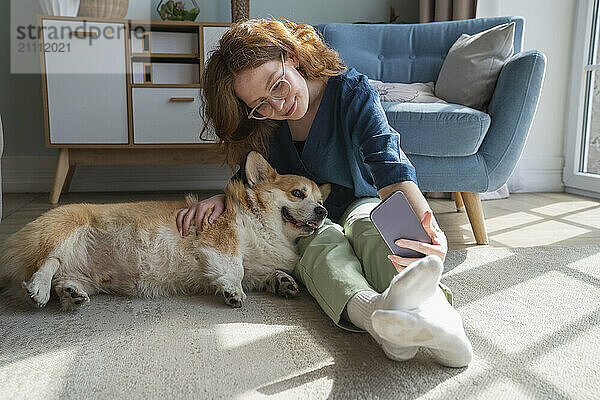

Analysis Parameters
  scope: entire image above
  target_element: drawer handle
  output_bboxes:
[169,97,195,102]
[70,31,99,38]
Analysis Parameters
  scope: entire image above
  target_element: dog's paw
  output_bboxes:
[22,277,52,308]
[264,271,299,298]
[223,290,244,308]
[55,281,90,311]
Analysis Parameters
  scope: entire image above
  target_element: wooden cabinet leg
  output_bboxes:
[63,165,76,194]
[461,192,489,245]
[453,192,465,212]
[50,148,70,204]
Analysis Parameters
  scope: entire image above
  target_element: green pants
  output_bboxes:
[292,197,453,332]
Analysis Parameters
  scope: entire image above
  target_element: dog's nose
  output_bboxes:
[314,205,327,219]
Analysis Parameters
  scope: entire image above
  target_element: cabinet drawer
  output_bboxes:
[132,88,217,144]
[43,19,128,144]
[43,19,127,75]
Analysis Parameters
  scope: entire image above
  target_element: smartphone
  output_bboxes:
[369,191,432,258]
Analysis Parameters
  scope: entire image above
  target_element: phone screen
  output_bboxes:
[369,191,432,258]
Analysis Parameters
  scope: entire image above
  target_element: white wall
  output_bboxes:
[478,0,576,192]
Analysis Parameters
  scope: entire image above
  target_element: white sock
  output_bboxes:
[345,255,444,361]
[376,254,443,310]
[371,289,473,368]
[346,290,418,361]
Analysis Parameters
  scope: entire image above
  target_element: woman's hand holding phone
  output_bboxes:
[388,210,448,271]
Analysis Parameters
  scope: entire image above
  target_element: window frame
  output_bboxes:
[564,0,600,198]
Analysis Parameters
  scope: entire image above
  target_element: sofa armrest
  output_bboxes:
[479,50,547,191]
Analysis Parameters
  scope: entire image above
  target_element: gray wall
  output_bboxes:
[2,1,48,157]
[2,0,418,159]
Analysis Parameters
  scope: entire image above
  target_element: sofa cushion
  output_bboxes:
[435,22,515,111]
[381,102,491,157]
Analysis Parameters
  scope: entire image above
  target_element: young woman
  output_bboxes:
[177,18,473,367]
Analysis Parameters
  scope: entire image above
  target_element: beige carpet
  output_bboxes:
[1,244,599,399]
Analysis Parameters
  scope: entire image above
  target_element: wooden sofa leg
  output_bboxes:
[461,192,489,245]
[453,192,465,212]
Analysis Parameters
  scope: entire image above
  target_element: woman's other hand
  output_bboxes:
[387,210,448,272]
[176,194,226,236]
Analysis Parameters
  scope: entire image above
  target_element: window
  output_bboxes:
[565,0,600,197]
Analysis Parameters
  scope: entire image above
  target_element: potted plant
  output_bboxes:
[157,0,200,22]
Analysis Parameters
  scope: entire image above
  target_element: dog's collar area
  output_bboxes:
[281,207,318,229]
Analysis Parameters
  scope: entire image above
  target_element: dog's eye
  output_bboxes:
[291,189,305,199]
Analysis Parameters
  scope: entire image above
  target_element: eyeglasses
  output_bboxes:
[247,53,292,120]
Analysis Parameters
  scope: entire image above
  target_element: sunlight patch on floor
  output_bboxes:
[562,207,600,230]
[531,321,600,396]
[530,201,600,217]
[461,270,600,354]
[564,251,600,279]
[465,378,535,399]
[0,347,78,399]
[444,247,514,277]
[483,212,544,234]
[491,220,591,247]
[216,323,296,350]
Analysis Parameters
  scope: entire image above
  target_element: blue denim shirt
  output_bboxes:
[237,68,417,221]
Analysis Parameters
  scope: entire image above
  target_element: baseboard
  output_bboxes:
[1,156,234,193]
[506,155,565,193]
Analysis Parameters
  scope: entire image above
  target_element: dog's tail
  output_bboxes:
[0,215,57,307]
[0,238,31,307]
[0,230,31,285]
[0,227,26,276]
[0,229,64,309]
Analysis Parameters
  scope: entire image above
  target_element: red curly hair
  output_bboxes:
[199,18,347,168]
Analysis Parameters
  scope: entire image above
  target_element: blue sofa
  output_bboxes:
[316,17,546,244]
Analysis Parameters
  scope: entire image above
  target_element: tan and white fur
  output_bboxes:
[0,152,331,311]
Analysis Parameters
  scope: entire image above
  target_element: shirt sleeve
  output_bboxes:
[347,79,418,190]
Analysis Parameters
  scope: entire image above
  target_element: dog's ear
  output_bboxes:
[245,151,277,187]
[319,183,331,202]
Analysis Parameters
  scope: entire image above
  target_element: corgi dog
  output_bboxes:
[0,152,330,311]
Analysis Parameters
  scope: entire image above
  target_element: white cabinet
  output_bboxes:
[40,17,230,204]
[43,19,128,144]
[41,17,229,146]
